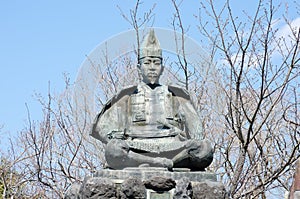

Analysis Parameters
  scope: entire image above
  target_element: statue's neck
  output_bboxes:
[146,83,161,90]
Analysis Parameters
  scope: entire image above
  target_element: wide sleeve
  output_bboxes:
[90,96,128,144]
[177,97,203,140]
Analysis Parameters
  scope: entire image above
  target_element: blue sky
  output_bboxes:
[0,1,130,136]
[0,1,299,142]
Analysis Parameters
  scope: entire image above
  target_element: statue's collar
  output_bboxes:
[147,83,161,90]
[139,82,162,90]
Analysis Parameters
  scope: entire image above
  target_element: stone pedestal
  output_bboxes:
[95,167,217,182]
[64,168,228,199]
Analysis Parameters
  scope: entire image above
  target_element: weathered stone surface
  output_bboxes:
[64,182,81,199]
[79,177,117,199]
[192,180,228,199]
[144,176,176,192]
[64,175,228,199]
[173,177,193,199]
[120,177,146,199]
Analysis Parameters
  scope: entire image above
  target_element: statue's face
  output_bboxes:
[139,56,163,84]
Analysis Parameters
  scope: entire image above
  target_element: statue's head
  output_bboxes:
[138,29,164,85]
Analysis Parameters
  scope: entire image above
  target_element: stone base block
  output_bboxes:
[94,167,217,182]
[64,168,228,199]
[192,181,228,199]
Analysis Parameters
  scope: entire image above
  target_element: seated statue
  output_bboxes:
[91,29,213,171]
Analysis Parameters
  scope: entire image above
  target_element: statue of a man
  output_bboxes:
[91,30,213,171]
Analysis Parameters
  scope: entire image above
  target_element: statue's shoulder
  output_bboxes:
[112,85,138,104]
[98,85,138,116]
[168,85,190,100]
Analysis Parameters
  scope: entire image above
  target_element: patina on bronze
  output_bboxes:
[91,29,213,171]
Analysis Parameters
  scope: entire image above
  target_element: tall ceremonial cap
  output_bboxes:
[139,29,162,60]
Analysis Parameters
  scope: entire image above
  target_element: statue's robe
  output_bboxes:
[91,83,203,154]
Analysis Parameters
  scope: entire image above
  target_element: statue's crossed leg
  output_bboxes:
[105,139,213,171]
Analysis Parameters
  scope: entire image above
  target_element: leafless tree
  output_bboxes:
[1,0,299,198]
[117,0,156,60]
[196,0,300,198]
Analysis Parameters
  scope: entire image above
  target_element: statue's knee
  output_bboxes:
[182,139,213,170]
[185,139,201,149]
[201,139,214,155]
[186,139,214,158]
[105,139,129,159]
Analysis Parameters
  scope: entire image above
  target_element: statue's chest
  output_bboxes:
[130,86,173,124]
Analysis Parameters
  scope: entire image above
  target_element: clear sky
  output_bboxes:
[0,1,299,143]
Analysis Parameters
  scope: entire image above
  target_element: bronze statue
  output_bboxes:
[91,29,213,171]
